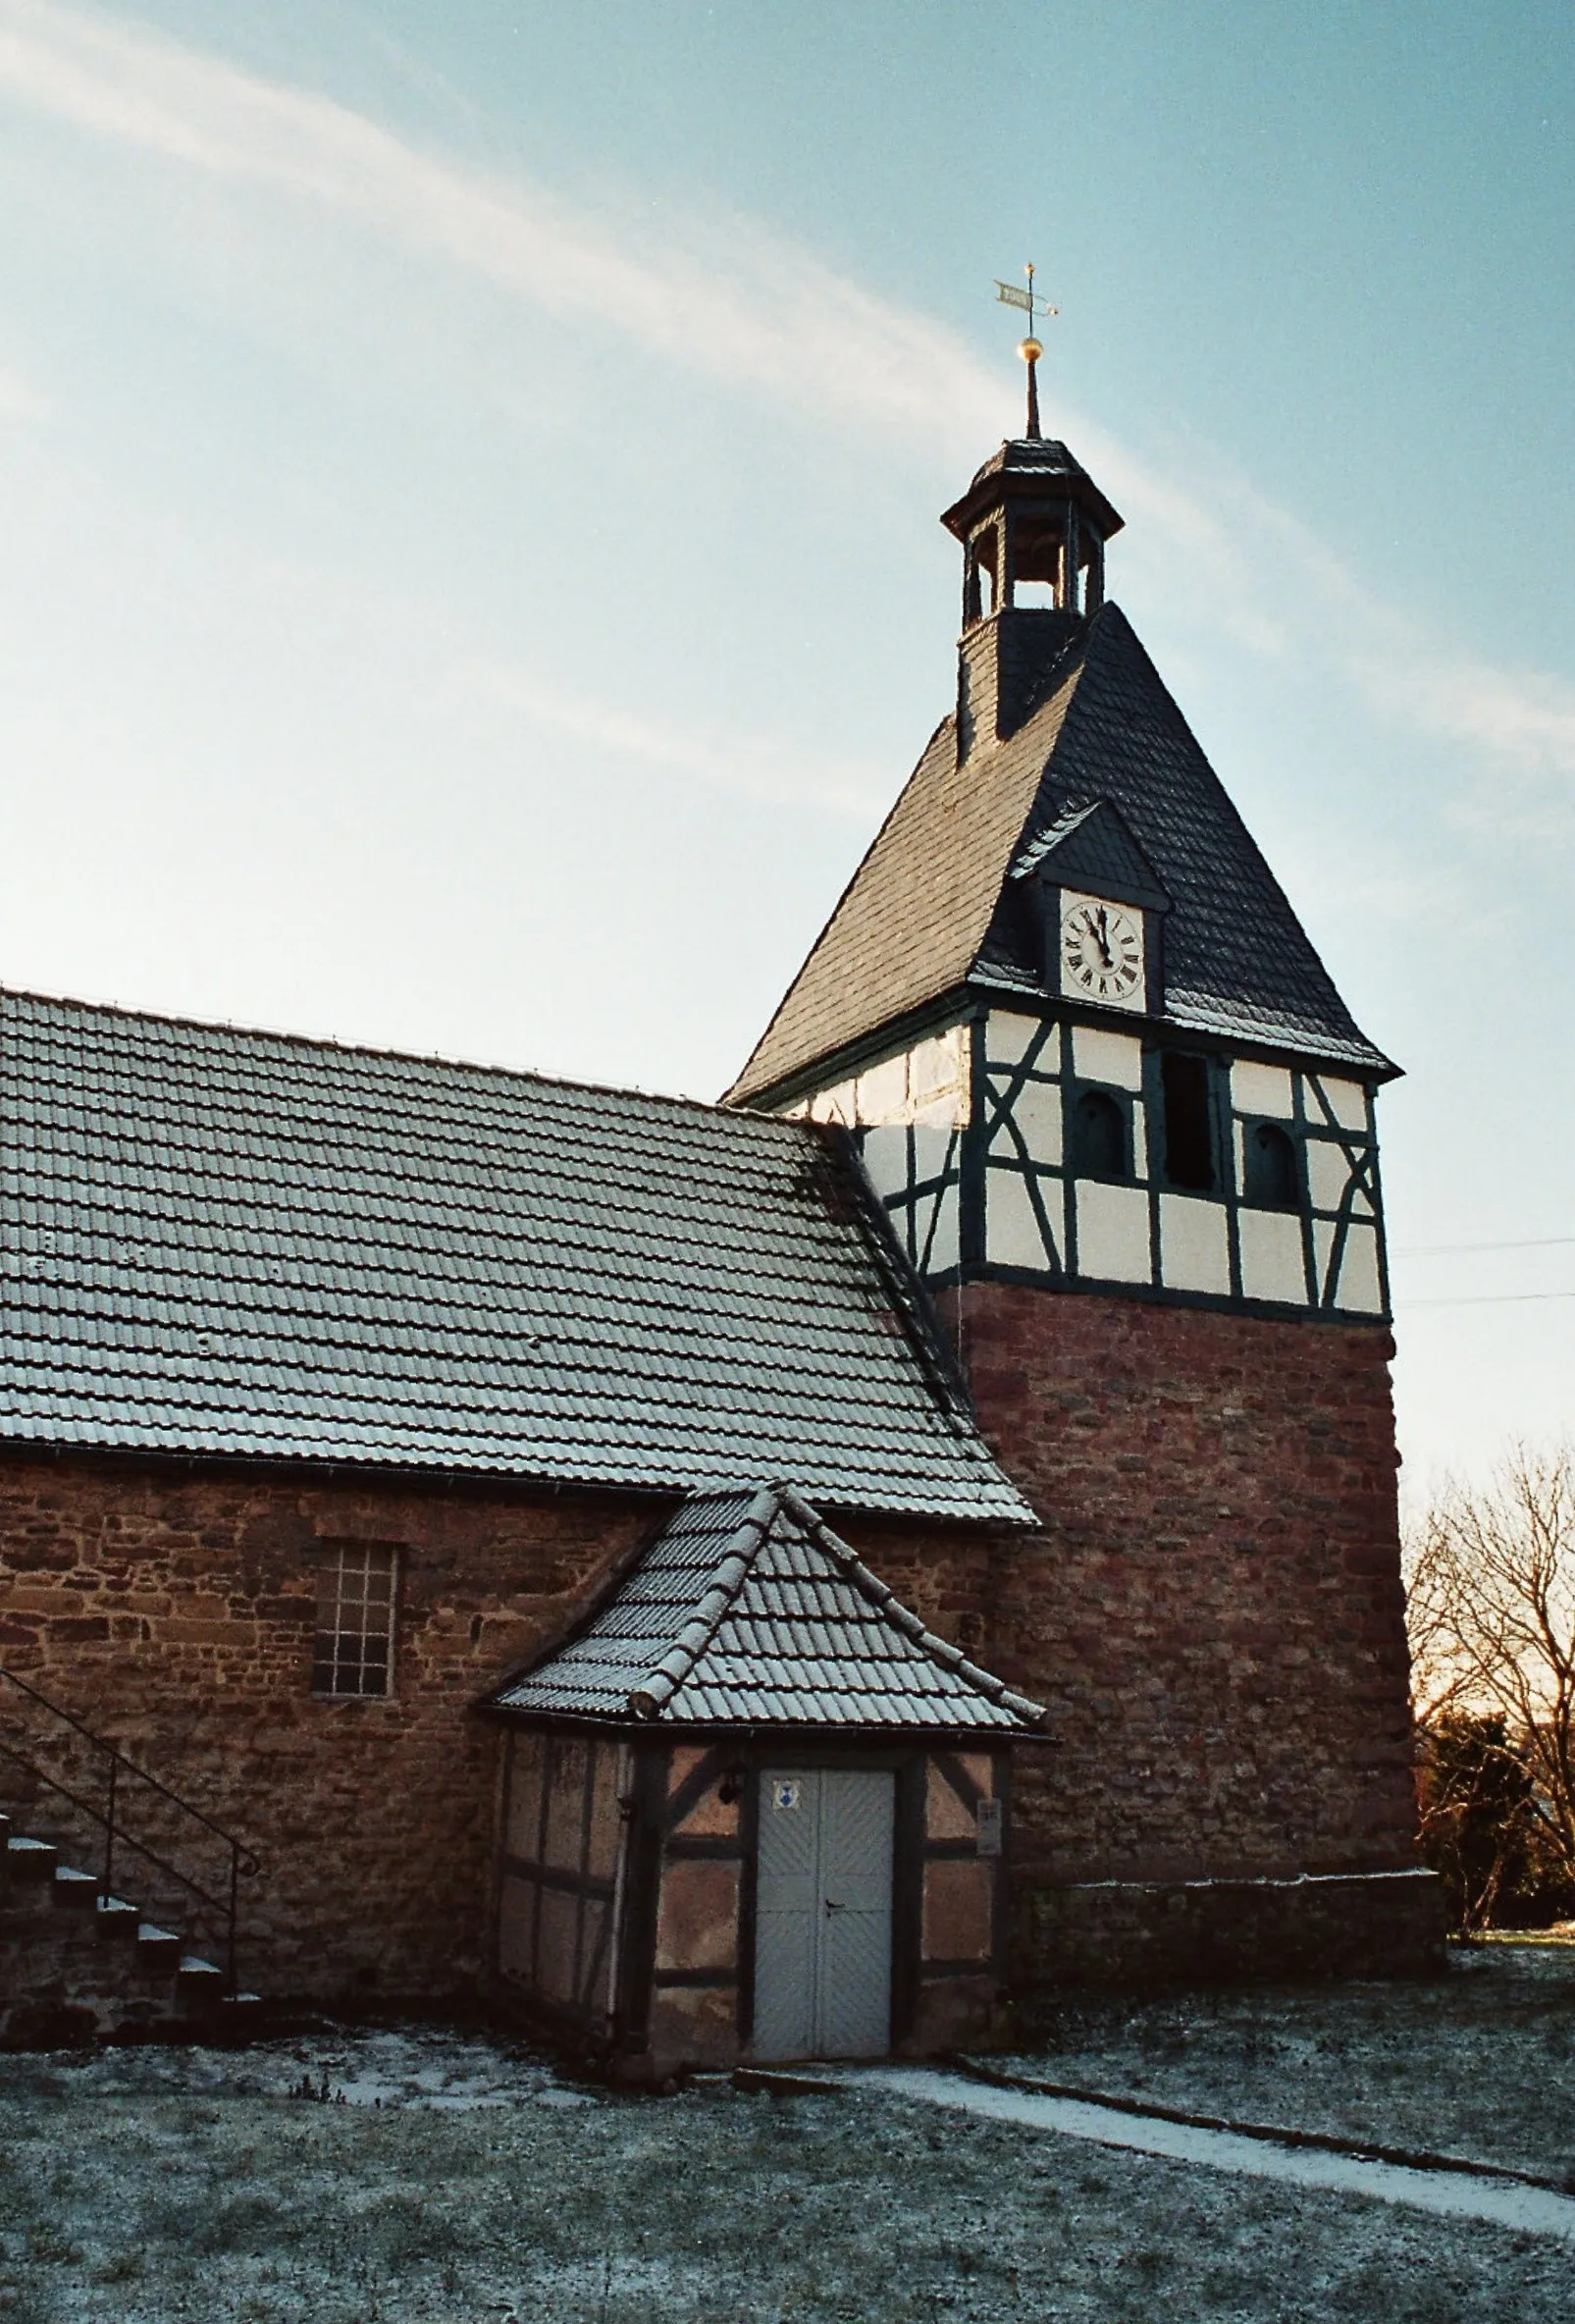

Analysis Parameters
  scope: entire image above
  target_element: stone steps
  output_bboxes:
[0,1810,260,2047]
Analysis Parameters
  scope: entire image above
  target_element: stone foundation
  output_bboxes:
[1021,1867,1445,1987]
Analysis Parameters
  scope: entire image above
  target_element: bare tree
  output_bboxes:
[1404,1443,1575,1908]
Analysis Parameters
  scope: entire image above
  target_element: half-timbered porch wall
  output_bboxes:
[496,1728,625,2038]
[492,1726,1014,2074]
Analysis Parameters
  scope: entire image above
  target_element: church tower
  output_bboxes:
[727,365,1437,1980]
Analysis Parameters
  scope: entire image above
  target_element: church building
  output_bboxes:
[0,354,1439,2066]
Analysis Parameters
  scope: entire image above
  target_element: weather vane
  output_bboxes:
[994,263,1057,440]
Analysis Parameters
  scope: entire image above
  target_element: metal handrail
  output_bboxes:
[0,1664,258,1992]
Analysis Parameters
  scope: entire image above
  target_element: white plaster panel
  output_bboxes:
[1072,1025,1145,1090]
[1130,1099,1148,1181]
[1313,1076,1368,1132]
[910,1030,963,1101]
[986,1010,1045,1069]
[920,1181,961,1277]
[856,1054,909,1124]
[859,1126,909,1203]
[1305,1137,1355,1212]
[1238,1209,1308,1305]
[809,1081,856,1127]
[827,1025,971,1128]
[1233,1061,1295,1119]
[1314,1217,1337,1302]
[1075,1181,1152,1284]
[989,1078,1062,1167]
[910,1125,956,1186]
[986,1167,1052,1272]
[1159,1194,1232,1295]
[1334,1223,1384,1314]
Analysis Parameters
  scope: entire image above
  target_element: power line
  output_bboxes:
[1396,1290,1575,1310]
[1394,1235,1575,1258]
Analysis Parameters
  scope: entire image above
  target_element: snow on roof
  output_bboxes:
[0,989,1030,1523]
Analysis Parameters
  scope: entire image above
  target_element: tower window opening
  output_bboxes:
[966,526,999,625]
[1011,518,1064,610]
[1161,1053,1215,1191]
[1244,1122,1299,1210]
[1071,1087,1128,1182]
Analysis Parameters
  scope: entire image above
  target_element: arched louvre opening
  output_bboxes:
[1072,1088,1128,1181]
[1244,1121,1299,1210]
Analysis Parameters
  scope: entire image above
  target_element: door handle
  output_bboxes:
[823,1898,845,1914]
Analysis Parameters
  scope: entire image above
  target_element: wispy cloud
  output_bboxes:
[471,662,888,820]
[0,0,1000,450]
[3,1,1574,818]
[1204,465,1575,807]
[0,360,48,422]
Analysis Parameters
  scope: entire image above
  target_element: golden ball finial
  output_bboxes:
[1018,335,1043,363]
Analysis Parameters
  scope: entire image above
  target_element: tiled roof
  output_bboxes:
[728,601,1393,1102]
[490,1486,1048,1730]
[728,682,1081,1103]
[0,989,1030,1523]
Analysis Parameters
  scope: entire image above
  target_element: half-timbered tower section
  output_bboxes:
[0,990,1029,2031]
[489,1487,1046,2078]
[728,426,1438,1981]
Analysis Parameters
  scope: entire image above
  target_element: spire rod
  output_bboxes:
[993,262,1058,440]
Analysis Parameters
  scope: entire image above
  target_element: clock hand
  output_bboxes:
[1093,907,1114,968]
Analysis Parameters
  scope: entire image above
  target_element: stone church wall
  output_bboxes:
[0,1453,1001,2012]
[935,1281,1442,1980]
[0,1453,658,2005]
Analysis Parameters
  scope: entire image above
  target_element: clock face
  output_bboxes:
[1060,893,1145,1009]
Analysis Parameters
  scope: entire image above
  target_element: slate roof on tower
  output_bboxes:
[727,598,1394,1105]
[0,988,1030,1523]
[490,1484,1047,1730]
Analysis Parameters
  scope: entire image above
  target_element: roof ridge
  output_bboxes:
[625,1487,780,1718]
[773,1484,1049,1727]
[0,982,787,1132]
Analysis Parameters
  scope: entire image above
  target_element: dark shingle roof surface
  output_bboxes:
[491,1485,1047,1729]
[729,602,1392,1100]
[0,990,1028,1522]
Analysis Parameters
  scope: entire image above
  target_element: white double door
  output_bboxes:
[753,1767,895,2061]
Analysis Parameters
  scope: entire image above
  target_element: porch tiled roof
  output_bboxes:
[490,1486,1048,1731]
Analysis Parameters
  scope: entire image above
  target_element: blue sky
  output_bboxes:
[0,0,1571,1492]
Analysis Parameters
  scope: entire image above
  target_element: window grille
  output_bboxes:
[312,1544,397,1698]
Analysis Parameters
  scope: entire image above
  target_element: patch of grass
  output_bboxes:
[1004,1942,1575,2184]
[1,2026,1573,2322]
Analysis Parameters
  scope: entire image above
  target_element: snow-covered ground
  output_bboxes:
[0,1945,1570,2321]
